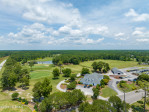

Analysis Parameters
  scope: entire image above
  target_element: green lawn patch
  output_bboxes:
[117,82,139,93]
[100,86,117,98]
[0,100,32,112]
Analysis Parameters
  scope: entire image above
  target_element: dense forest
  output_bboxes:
[0,50,149,65]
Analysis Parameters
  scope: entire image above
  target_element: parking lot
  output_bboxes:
[76,85,93,95]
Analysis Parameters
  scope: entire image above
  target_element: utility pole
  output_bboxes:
[144,87,147,112]
[124,90,126,112]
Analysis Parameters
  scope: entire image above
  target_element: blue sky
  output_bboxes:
[0,0,149,50]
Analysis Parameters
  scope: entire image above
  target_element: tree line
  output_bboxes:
[1,50,149,64]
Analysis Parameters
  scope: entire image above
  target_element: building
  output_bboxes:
[111,68,123,75]
[80,73,103,86]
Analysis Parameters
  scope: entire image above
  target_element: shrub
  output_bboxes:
[137,101,143,104]
[25,100,28,105]
[18,97,22,102]
[89,84,93,87]
[67,81,76,90]
[65,80,70,83]
[11,92,19,100]
[78,81,83,84]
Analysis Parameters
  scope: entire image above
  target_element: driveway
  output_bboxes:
[56,80,67,92]
[76,85,93,95]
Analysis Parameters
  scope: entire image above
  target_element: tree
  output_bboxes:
[81,68,90,75]
[21,59,27,65]
[92,62,98,71]
[11,92,19,100]
[62,68,71,77]
[32,78,52,101]
[52,68,60,79]
[108,96,123,112]
[29,61,35,71]
[41,78,52,97]
[58,61,63,74]
[32,82,42,101]
[79,99,116,112]
[92,88,99,99]
[19,69,30,88]
[67,81,76,90]
[100,79,105,88]
[39,97,52,112]
[70,74,76,82]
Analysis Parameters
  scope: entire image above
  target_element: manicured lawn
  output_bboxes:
[100,86,117,98]
[36,57,53,61]
[80,59,149,69]
[30,70,51,79]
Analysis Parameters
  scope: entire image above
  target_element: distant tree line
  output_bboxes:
[52,50,149,65]
[0,50,149,64]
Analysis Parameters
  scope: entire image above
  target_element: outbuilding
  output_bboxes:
[111,68,123,75]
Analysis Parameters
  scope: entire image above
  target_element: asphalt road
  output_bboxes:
[118,89,145,104]
[0,60,6,71]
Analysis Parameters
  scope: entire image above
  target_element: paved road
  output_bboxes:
[0,60,6,71]
[118,90,145,104]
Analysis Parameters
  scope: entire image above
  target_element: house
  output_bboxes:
[111,68,123,75]
[80,73,103,86]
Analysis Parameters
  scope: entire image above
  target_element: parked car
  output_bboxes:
[84,85,87,88]
[87,86,90,88]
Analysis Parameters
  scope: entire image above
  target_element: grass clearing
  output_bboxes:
[117,83,139,93]
[100,86,117,98]
[0,100,32,112]
[36,57,53,61]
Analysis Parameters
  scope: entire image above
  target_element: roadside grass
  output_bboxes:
[131,99,149,111]
[117,83,139,93]
[100,86,117,98]
[0,56,8,64]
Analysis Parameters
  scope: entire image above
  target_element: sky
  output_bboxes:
[0,0,149,50]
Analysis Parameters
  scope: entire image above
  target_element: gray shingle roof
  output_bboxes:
[111,68,123,74]
[80,73,103,85]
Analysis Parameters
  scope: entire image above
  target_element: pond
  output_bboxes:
[37,61,53,64]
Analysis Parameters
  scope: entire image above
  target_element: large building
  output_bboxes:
[111,68,123,75]
[80,73,103,86]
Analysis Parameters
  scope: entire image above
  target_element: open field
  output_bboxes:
[100,86,117,98]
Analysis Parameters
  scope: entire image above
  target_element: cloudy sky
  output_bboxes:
[0,0,149,50]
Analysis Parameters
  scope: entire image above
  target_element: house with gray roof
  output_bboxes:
[80,73,103,86]
[111,68,123,75]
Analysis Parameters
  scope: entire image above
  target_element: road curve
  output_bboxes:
[0,60,6,71]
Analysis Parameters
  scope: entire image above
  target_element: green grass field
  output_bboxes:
[100,86,117,98]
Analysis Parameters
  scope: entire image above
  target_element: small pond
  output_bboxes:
[37,61,53,64]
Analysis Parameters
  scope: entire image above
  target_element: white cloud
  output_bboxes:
[0,0,81,24]
[115,32,124,37]
[132,27,149,37]
[136,39,149,42]
[125,9,149,22]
